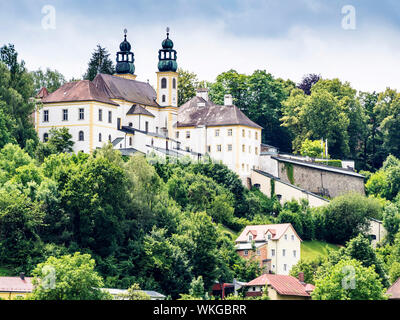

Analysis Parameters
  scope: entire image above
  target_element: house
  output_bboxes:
[368,218,387,247]
[245,273,314,300]
[0,274,33,300]
[101,288,166,300]
[386,278,400,300]
[235,223,301,275]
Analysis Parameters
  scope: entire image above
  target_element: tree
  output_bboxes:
[47,127,74,153]
[297,74,321,95]
[383,203,400,244]
[84,45,115,81]
[31,68,66,93]
[177,68,202,106]
[312,259,388,300]
[117,283,151,300]
[290,258,323,285]
[322,193,381,245]
[344,234,389,288]
[31,253,110,300]
[300,139,326,158]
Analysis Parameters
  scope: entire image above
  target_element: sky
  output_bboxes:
[0,0,400,92]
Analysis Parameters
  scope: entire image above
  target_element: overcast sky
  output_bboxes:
[0,0,400,92]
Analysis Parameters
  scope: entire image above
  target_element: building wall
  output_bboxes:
[237,244,268,269]
[277,161,365,198]
[368,219,387,248]
[268,227,301,275]
[245,285,309,300]
[0,292,30,300]
[250,170,329,208]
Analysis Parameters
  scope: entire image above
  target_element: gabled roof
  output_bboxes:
[176,96,262,129]
[0,277,33,293]
[387,278,400,299]
[41,80,119,106]
[246,274,312,297]
[36,87,49,99]
[236,224,302,243]
[93,74,159,107]
[127,104,155,117]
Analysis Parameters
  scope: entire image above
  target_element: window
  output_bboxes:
[173,78,177,89]
[129,123,133,127]
[78,108,85,120]
[257,249,261,256]
[244,250,249,256]
[293,250,297,258]
[186,131,190,139]
[242,145,246,152]
[282,249,286,257]
[255,132,258,140]
[162,95,166,103]
[268,234,272,240]
[207,145,211,153]
[43,133,49,142]
[161,78,167,89]
[292,235,295,241]
[255,147,259,155]
[79,131,84,141]
[99,133,102,142]
[43,110,49,122]
[109,135,112,142]
[248,235,253,241]
[228,144,232,152]
[108,111,112,123]
[99,109,103,122]
[215,129,220,137]
[129,137,133,146]
[217,145,222,152]
[285,235,288,240]
[145,121,149,133]
[176,131,179,139]
[63,109,68,121]
[228,129,233,136]
[284,264,287,271]
[271,249,275,257]
[186,147,190,152]
[156,127,159,134]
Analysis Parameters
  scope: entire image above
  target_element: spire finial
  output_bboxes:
[166,27,170,38]
[124,28,128,40]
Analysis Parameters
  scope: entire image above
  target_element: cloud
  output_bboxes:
[1,0,400,93]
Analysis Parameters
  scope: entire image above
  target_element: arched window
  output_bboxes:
[99,133,102,142]
[129,137,133,146]
[79,131,84,141]
[43,133,49,142]
[162,95,166,103]
[109,135,112,142]
[173,78,177,89]
[161,78,167,89]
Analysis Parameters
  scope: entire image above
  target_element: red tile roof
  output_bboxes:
[246,274,312,297]
[36,87,49,99]
[0,277,34,293]
[41,80,119,106]
[236,224,302,243]
[387,278,400,299]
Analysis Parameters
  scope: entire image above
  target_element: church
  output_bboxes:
[34,29,263,181]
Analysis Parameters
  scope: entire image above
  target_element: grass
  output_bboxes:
[301,240,340,261]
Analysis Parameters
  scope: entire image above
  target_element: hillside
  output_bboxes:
[301,240,340,261]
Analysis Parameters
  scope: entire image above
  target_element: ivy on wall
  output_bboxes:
[270,179,275,198]
[284,163,295,185]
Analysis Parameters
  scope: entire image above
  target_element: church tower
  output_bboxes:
[157,28,178,107]
[115,29,137,80]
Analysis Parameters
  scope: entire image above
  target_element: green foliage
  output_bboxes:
[31,253,110,300]
[84,45,115,81]
[177,69,205,107]
[312,259,388,300]
[322,193,381,245]
[314,160,342,168]
[383,203,400,244]
[290,257,323,285]
[300,139,326,158]
[117,283,151,300]
[31,68,66,93]
[284,163,295,184]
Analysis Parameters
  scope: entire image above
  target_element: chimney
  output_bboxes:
[20,272,25,280]
[196,88,209,101]
[298,272,304,283]
[224,94,233,106]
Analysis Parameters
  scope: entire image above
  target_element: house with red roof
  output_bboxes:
[245,273,314,300]
[0,274,33,300]
[386,278,400,300]
[235,223,301,275]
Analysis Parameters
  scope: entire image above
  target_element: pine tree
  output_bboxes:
[84,45,115,81]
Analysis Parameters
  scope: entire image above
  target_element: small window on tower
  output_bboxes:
[173,78,177,89]
[99,133,102,142]
[161,78,167,89]
[162,95,166,103]
[79,131,84,141]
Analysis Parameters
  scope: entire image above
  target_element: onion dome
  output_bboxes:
[116,29,135,75]
[158,27,178,72]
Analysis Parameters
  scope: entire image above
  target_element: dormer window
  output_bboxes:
[248,234,253,242]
